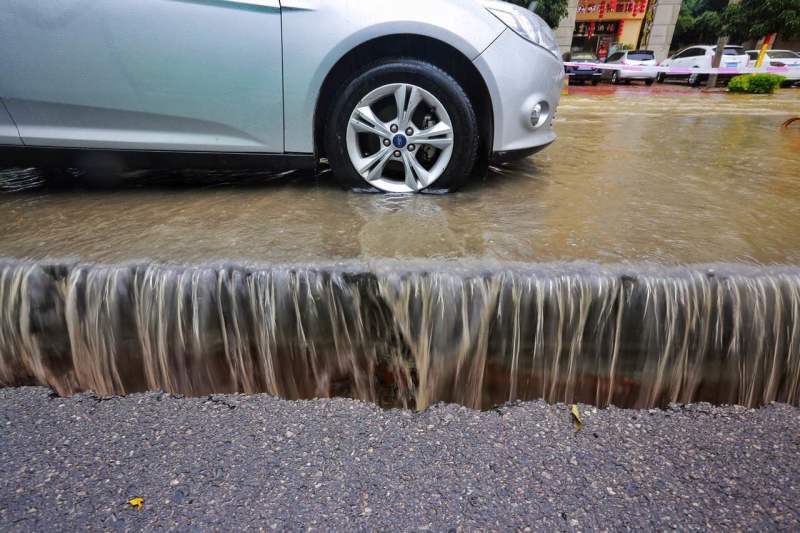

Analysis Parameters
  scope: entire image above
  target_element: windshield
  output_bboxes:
[627,51,655,61]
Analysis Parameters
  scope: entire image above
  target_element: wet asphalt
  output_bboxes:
[1,387,798,531]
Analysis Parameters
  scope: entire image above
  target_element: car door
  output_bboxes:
[662,48,683,70]
[0,101,22,146]
[661,49,684,78]
[671,47,705,77]
[0,0,284,153]
[664,48,697,79]
[678,48,701,68]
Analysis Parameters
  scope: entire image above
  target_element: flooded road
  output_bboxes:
[2,89,800,408]
[1,89,800,265]
[3,260,800,409]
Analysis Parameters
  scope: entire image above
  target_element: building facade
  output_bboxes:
[555,0,683,61]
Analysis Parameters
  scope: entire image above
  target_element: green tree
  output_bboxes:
[722,0,800,41]
[505,0,569,29]
[672,0,729,49]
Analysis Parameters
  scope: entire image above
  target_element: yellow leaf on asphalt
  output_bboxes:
[128,497,144,511]
[571,404,583,431]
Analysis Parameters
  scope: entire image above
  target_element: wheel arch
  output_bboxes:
[313,34,494,165]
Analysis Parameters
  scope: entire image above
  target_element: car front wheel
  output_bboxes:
[325,59,479,193]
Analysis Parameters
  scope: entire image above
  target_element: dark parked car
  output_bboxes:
[564,52,601,85]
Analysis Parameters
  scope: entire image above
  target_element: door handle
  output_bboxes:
[183,0,280,8]
[223,0,280,6]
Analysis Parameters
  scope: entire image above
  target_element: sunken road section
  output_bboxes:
[1,260,799,410]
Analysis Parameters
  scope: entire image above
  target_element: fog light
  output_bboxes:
[530,101,549,128]
[530,104,542,124]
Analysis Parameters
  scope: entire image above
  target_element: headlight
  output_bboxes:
[482,1,560,58]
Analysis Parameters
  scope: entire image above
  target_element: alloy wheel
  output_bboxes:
[345,83,455,193]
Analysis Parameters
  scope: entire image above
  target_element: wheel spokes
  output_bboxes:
[358,147,394,181]
[408,121,453,150]
[394,84,423,128]
[401,151,431,191]
[350,105,390,137]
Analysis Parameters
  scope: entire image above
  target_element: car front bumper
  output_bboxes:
[474,29,563,154]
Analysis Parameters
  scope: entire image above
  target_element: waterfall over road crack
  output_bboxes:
[1,260,798,410]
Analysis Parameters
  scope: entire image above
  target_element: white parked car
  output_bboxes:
[746,50,800,85]
[657,45,750,87]
[600,50,657,85]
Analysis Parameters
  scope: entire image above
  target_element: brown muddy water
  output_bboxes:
[1,92,799,265]
[2,261,799,410]
[1,91,800,409]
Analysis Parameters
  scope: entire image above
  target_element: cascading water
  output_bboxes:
[1,260,798,410]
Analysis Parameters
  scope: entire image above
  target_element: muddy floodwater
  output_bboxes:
[2,89,800,409]
[1,90,799,265]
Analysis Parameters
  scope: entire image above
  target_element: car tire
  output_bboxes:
[611,71,620,85]
[324,58,479,193]
[656,73,665,83]
[688,73,701,87]
[645,79,654,86]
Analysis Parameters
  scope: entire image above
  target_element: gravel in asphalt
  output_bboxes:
[1,387,798,531]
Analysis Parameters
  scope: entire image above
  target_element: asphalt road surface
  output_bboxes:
[1,387,798,531]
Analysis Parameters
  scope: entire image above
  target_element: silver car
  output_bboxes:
[0,0,563,193]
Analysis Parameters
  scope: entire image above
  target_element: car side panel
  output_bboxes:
[0,100,22,146]
[0,0,284,152]
[280,0,505,154]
